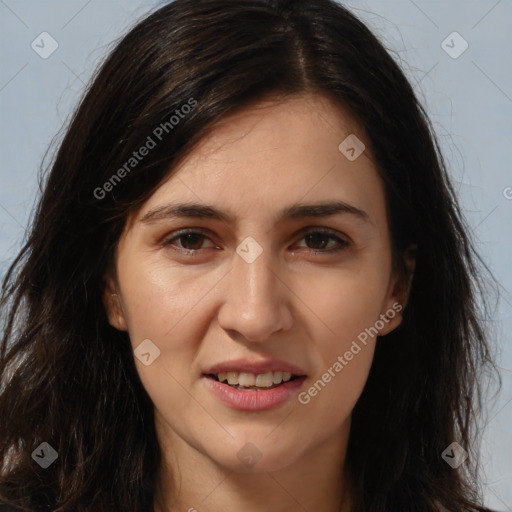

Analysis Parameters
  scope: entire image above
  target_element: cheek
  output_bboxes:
[116,258,229,406]
[116,261,218,418]
[295,281,380,432]
[118,257,220,346]
[298,262,390,346]
[293,262,389,411]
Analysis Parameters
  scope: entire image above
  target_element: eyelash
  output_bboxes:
[162,227,350,256]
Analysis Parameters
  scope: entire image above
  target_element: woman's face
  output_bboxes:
[106,93,406,473]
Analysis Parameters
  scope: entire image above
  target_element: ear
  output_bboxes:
[377,244,416,336]
[102,276,128,332]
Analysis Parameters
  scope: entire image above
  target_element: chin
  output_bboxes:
[205,437,302,473]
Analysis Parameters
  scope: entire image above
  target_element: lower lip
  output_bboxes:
[202,375,307,411]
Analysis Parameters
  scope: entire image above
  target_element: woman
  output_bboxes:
[0,0,498,510]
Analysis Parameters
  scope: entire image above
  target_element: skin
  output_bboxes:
[104,93,413,512]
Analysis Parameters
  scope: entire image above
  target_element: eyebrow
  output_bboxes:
[140,200,371,226]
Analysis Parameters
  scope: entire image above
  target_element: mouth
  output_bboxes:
[204,371,302,390]
[201,358,308,410]
[202,371,307,411]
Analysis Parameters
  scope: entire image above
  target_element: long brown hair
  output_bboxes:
[0,0,498,510]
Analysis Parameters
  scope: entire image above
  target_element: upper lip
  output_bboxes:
[204,358,307,376]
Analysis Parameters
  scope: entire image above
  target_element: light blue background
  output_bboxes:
[1,1,511,509]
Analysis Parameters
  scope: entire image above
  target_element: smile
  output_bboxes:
[208,370,298,389]
[202,373,307,411]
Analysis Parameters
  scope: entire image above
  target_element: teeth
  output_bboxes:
[238,372,256,387]
[255,372,273,387]
[272,371,283,384]
[213,370,295,387]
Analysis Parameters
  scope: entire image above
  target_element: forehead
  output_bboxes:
[179,93,363,169]
[131,93,386,229]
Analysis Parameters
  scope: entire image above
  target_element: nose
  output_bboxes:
[217,242,293,343]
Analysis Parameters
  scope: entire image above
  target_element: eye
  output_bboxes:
[163,227,349,255]
[163,229,216,253]
[294,228,350,254]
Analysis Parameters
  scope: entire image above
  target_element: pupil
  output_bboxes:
[306,233,328,250]
[181,233,203,250]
